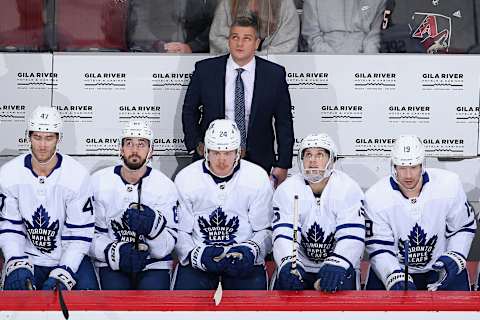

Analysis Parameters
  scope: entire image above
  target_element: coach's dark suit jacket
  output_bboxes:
[182,54,294,173]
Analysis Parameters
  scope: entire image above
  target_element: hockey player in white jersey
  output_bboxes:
[173,119,272,290]
[0,106,98,290]
[90,120,178,289]
[365,135,476,290]
[272,133,365,291]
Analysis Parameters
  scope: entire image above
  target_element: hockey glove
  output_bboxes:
[386,270,416,290]
[223,243,257,278]
[3,256,35,290]
[105,241,149,273]
[42,266,77,291]
[315,254,353,292]
[190,245,227,273]
[277,261,306,290]
[126,204,165,239]
[427,251,466,291]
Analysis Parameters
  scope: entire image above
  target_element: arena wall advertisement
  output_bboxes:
[0,53,479,158]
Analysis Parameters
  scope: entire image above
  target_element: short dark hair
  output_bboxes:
[230,15,260,38]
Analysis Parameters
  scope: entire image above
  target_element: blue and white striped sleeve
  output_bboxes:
[364,200,400,284]
[0,181,26,261]
[445,177,476,256]
[60,175,95,273]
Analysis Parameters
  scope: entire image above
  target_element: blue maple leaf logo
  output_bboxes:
[398,223,438,268]
[198,207,239,245]
[301,222,335,262]
[24,205,59,253]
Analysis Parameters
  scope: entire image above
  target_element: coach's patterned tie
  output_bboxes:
[234,68,246,149]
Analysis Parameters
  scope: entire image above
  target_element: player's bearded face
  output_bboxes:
[121,138,151,170]
[208,150,237,177]
[30,132,59,162]
[395,164,422,190]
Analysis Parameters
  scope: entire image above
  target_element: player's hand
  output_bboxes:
[105,241,149,273]
[223,244,256,277]
[386,270,416,290]
[315,255,353,292]
[127,204,165,239]
[427,251,466,291]
[191,245,227,273]
[42,266,76,290]
[277,261,306,290]
[3,256,35,290]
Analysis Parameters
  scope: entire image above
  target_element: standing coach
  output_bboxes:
[182,15,294,187]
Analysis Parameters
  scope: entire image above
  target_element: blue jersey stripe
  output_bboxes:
[65,222,95,229]
[336,223,365,231]
[273,223,293,230]
[61,236,92,242]
[0,217,23,225]
[95,226,108,233]
[366,239,395,246]
[446,228,477,239]
[337,235,365,243]
[0,229,26,237]
[274,234,293,242]
[369,249,395,259]
[273,223,302,232]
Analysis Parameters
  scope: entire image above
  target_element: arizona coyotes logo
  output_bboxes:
[412,14,451,53]
[198,207,239,245]
[111,211,137,243]
[398,223,438,268]
[24,205,59,253]
[301,222,335,263]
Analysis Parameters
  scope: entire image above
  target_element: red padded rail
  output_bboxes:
[1,291,480,312]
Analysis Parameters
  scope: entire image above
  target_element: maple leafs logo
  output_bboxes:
[398,223,438,268]
[24,205,59,253]
[111,211,137,242]
[301,222,335,263]
[198,207,239,245]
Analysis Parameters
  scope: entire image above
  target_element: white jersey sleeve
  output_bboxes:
[444,173,476,256]
[0,171,27,261]
[272,178,301,270]
[143,177,179,261]
[364,182,401,282]
[58,167,95,272]
[243,167,273,261]
[175,182,197,266]
[90,185,110,262]
[330,174,366,267]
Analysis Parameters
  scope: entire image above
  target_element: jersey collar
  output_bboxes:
[24,153,63,178]
[114,165,152,185]
[389,172,430,199]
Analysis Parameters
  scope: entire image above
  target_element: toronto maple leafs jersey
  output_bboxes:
[90,165,178,270]
[174,160,273,266]
[380,0,480,53]
[0,153,94,273]
[272,171,366,273]
[365,168,476,286]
